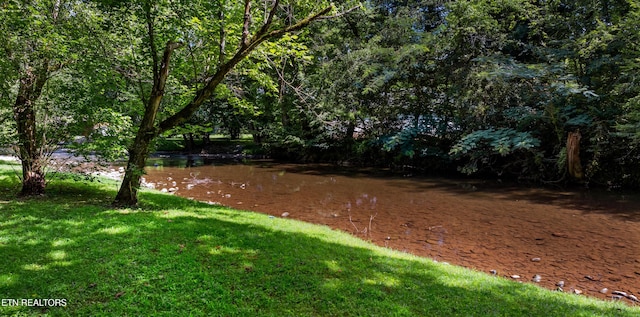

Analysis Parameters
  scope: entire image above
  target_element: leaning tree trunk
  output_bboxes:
[113,131,155,206]
[113,35,184,206]
[113,42,174,206]
[14,67,48,196]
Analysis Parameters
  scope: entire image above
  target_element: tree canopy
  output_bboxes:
[270,0,640,188]
[2,0,640,201]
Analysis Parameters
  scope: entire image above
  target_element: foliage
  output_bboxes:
[450,128,541,174]
[4,0,640,188]
[0,0,111,194]
[259,0,640,187]
[378,126,419,159]
[98,0,351,205]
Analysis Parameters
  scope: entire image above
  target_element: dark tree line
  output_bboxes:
[251,0,640,189]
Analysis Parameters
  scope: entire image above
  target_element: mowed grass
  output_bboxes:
[0,163,638,316]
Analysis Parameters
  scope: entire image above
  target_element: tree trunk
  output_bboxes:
[15,96,46,196]
[202,133,211,147]
[567,130,583,180]
[345,120,356,142]
[182,133,194,153]
[113,39,183,206]
[189,133,195,150]
[249,122,263,144]
[230,125,240,140]
[14,67,48,196]
[113,85,165,206]
[113,131,155,206]
[20,160,46,196]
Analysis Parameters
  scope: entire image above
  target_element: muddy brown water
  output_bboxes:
[142,159,640,303]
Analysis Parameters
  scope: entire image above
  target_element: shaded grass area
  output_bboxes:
[0,165,637,316]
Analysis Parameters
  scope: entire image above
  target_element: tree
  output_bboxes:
[0,0,98,195]
[288,0,640,186]
[283,0,453,165]
[110,1,351,206]
[433,0,640,186]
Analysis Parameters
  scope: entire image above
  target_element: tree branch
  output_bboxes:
[145,6,159,83]
[219,5,226,64]
[51,0,61,23]
[241,0,251,49]
[142,40,183,131]
[156,41,183,93]
[156,4,334,135]
[256,0,280,36]
[241,5,334,56]
[317,5,361,20]
[262,5,333,41]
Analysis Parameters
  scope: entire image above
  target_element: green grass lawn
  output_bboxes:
[0,163,638,316]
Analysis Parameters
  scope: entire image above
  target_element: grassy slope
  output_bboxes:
[0,164,637,316]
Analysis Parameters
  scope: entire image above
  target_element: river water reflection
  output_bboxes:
[143,158,421,227]
[142,157,640,301]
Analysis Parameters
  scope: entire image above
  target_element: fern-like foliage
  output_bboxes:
[450,128,541,174]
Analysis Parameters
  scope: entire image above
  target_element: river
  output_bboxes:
[142,157,640,302]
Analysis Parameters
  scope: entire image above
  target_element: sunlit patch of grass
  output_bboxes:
[47,250,67,261]
[363,272,401,287]
[24,237,44,245]
[324,259,343,273]
[0,273,17,287]
[22,263,47,271]
[96,225,132,235]
[51,239,75,247]
[0,165,638,316]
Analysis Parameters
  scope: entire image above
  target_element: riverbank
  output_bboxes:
[6,152,640,304]
[1,163,638,316]
[0,152,123,181]
[143,161,640,304]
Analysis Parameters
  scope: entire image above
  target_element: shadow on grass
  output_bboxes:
[0,173,636,316]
